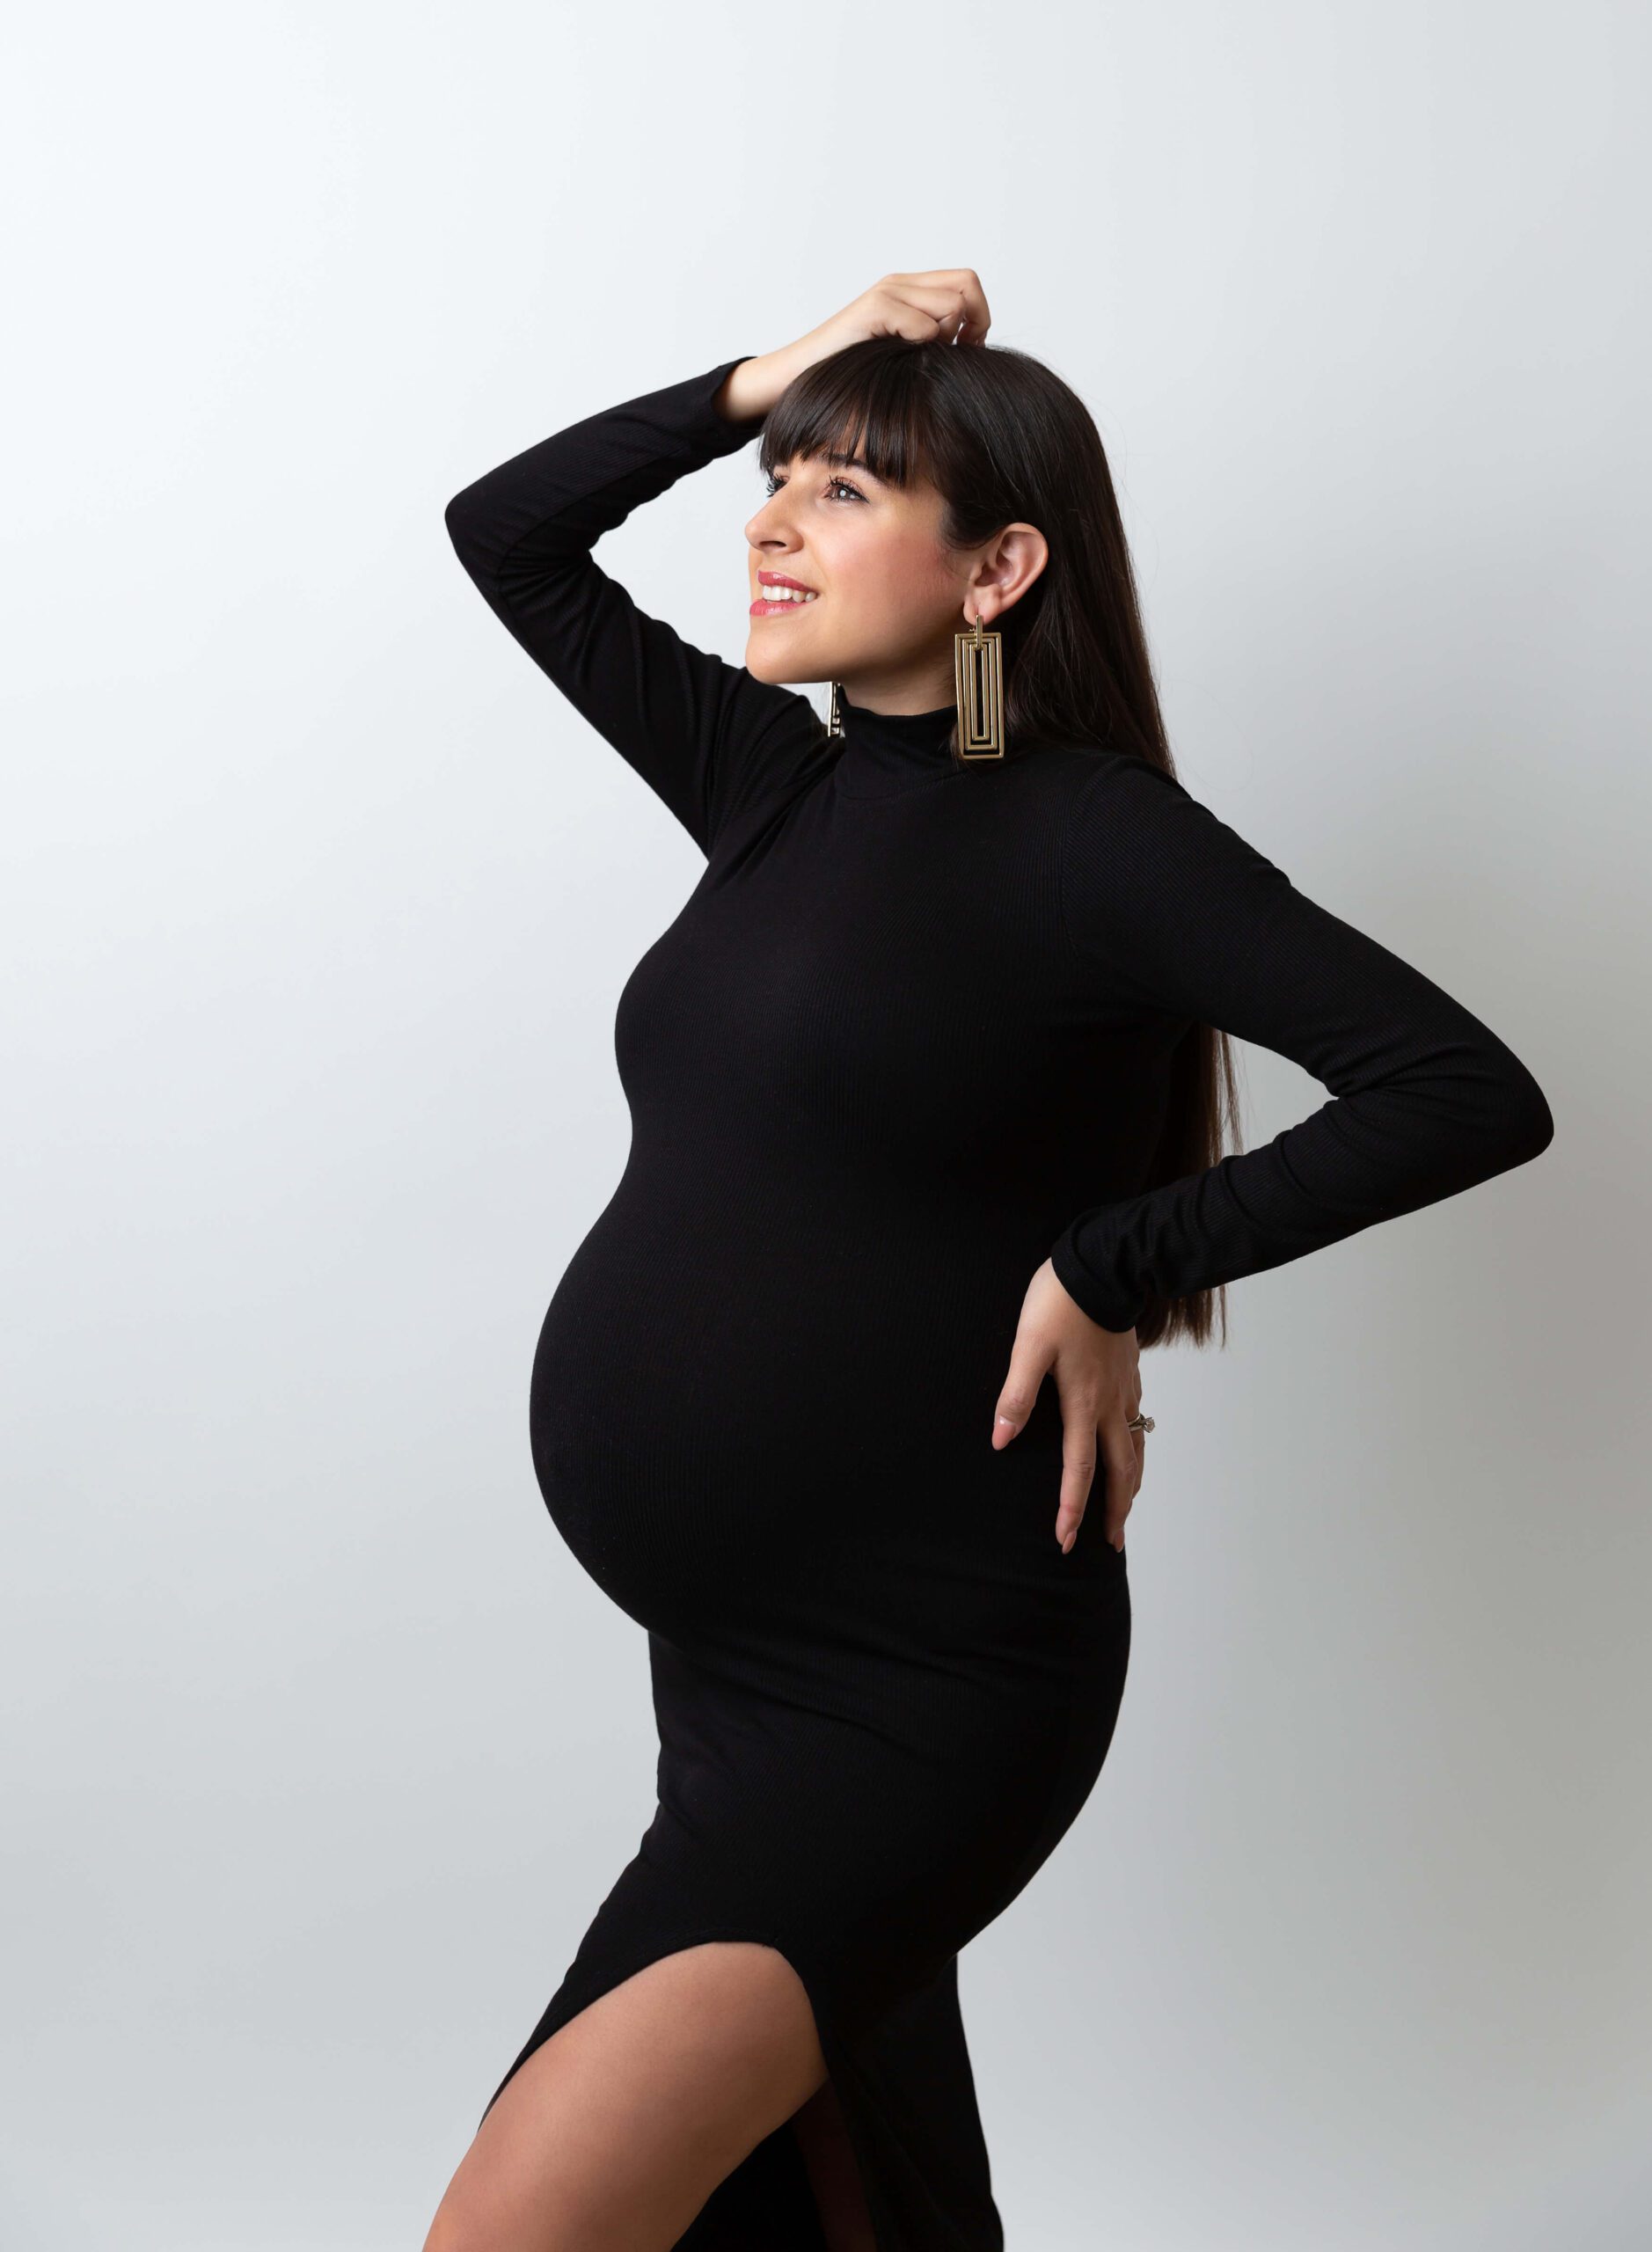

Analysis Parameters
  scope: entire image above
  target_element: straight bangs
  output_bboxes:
[756,353,945,494]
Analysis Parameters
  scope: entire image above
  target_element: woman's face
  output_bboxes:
[742,448,988,710]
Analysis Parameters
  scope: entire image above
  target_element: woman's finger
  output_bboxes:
[1098,1416,1139,1551]
[990,1329,1050,1449]
[1054,1380,1100,1554]
[874,270,991,346]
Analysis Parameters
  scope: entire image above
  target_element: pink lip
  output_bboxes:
[750,573,821,619]
[749,595,820,618]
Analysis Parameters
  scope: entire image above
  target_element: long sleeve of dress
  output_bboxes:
[1049,752,1555,1333]
[443,355,822,855]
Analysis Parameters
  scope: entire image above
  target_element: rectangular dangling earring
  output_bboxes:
[827,680,844,738]
[954,611,1005,759]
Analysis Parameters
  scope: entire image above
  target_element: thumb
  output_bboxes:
[991,1334,1050,1450]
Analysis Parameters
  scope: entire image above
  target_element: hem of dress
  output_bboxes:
[477,1919,916,2252]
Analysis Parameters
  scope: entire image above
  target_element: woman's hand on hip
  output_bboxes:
[715,270,993,422]
[991,1260,1144,1555]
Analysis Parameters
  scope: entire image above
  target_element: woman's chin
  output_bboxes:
[744,643,827,689]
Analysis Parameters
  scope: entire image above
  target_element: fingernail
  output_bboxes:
[1061,1532,1076,1554]
[994,1415,1019,1438]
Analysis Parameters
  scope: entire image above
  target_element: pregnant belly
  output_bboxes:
[525,1180,1063,1633]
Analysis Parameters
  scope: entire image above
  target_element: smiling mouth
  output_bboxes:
[749,586,820,618]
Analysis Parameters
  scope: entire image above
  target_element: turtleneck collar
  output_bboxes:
[830,688,963,798]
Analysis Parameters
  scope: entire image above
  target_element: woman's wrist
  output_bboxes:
[713,345,808,426]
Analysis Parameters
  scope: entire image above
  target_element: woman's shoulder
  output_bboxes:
[1026,741,1217,843]
[1042,741,1297,982]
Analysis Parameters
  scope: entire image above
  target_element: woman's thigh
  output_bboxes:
[421,1940,830,2252]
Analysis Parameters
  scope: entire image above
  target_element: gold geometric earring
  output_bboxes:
[954,607,1005,759]
[827,680,844,738]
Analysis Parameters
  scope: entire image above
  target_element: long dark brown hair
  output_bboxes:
[757,335,1241,1349]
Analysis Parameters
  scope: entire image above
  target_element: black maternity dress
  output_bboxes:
[442,354,1554,2249]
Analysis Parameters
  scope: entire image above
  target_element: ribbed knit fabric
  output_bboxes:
[442,355,1553,2249]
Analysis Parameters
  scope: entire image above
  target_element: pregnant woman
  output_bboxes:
[428,271,1553,2252]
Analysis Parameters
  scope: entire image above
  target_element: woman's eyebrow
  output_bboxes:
[822,447,884,482]
[771,446,888,486]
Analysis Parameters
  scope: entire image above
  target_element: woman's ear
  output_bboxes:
[969,523,1049,623]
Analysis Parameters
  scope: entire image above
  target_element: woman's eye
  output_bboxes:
[761,472,865,503]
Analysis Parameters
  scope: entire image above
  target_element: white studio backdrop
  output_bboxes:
[4,3,1647,2247]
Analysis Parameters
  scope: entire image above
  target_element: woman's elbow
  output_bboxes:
[444,486,482,561]
[442,485,502,592]
[1488,1053,1556,1172]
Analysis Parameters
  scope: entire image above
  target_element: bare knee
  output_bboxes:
[422,1941,829,2252]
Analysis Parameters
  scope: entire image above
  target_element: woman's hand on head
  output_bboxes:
[715,270,993,423]
[992,1261,1144,1556]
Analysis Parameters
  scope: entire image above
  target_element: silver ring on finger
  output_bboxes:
[1125,1413,1154,1434]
